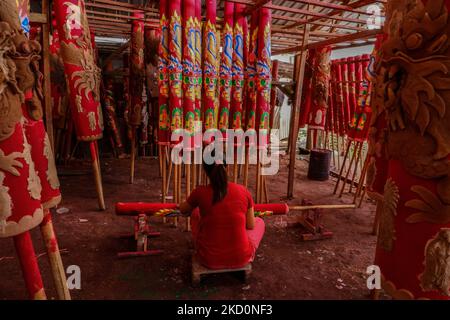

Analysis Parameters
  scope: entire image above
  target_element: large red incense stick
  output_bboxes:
[244,10,259,132]
[202,0,219,133]
[298,48,316,129]
[255,6,272,146]
[182,0,196,140]
[168,0,183,139]
[194,0,202,123]
[158,0,170,144]
[218,1,234,136]
[230,4,245,133]
[54,0,105,209]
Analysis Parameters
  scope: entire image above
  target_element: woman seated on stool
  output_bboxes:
[179,160,265,270]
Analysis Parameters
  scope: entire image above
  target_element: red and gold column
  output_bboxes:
[218,1,234,136]
[202,0,219,134]
[373,0,450,299]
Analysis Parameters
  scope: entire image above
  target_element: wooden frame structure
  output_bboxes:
[36,0,386,199]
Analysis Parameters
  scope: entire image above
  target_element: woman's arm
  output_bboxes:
[246,207,255,230]
[179,201,194,216]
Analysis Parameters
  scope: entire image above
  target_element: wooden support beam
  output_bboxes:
[30,13,47,24]
[273,28,381,55]
[287,23,310,199]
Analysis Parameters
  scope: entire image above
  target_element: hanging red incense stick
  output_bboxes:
[182,0,196,140]
[230,4,245,133]
[255,6,272,146]
[218,1,234,136]
[53,0,105,209]
[194,0,202,123]
[307,46,331,149]
[298,48,316,129]
[244,10,259,132]
[157,0,170,145]
[269,60,279,130]
[168,0,183,139]
[202,0,219,134]
[340,58,351,133]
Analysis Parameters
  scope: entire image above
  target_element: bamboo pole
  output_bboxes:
[290,204,356,210]
[287,21,310,199]
[40,212,71,300]
[348,141,363,193]
[90,141,106,210]
[339,140,358,197]
[129,129,136,184]
[333,139,350,195]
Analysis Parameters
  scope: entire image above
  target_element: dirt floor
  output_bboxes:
[0,154,380,300]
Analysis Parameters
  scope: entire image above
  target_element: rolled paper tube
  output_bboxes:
[255,6,272,147]
[298,48,316,128]
[307,46,331,131]
[128,11,145,127]
[53,0,103,141]
[116,202,288,216]
[157,0,170,144]
[202,0,219,135]
[218,1,234,136]
[230,4,245,133]
[182,0,196,144]
[168,0,183,142]
[103,62,123,148]
[244,10,259,132]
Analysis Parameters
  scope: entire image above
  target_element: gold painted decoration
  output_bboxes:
[21,129,41,200]
[43,134,60,190]
[420,228,450,296]
[0,171,12,231]
[378,178,400,251]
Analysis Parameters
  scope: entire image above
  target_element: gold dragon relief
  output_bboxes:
[0,21,23,142]
[378,178,400,252]
[420,228,450,297]
[381,0,450,225]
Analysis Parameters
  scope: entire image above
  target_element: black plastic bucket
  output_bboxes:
[307,149,332,181]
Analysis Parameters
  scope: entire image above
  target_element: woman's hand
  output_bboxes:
[246,207,255,230]
[179,201,194,217]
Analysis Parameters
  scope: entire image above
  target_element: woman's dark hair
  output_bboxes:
[203,161,228,204]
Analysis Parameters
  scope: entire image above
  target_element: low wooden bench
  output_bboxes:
[191,255,252,285]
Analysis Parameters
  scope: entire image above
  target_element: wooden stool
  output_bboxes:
[191,255,252,285]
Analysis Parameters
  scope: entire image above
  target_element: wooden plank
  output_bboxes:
[30,13,47,24]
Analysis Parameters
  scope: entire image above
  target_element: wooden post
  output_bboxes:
[90,141,106,210]
[41,0,54,150]
[287,23,310,199]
